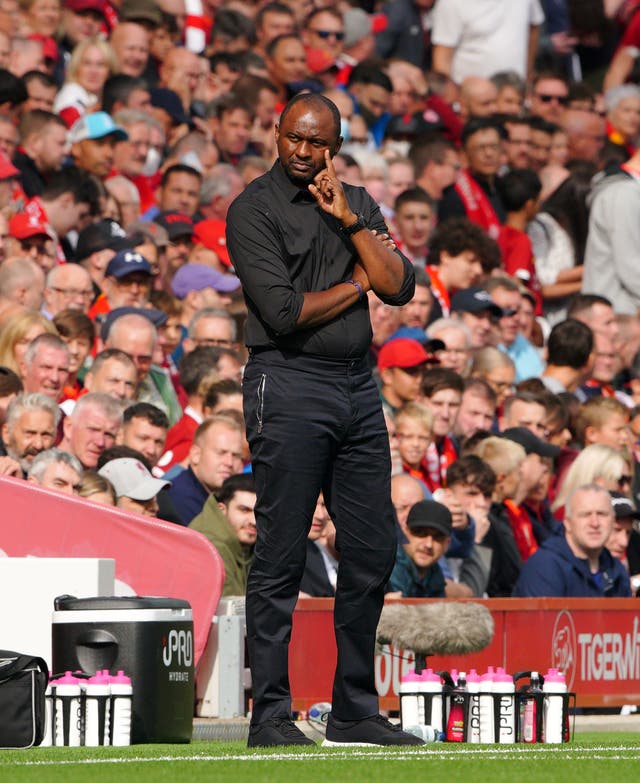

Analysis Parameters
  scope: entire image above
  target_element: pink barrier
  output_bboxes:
[0,476,224,664]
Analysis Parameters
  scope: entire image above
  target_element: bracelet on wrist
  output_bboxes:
[345,279,364,300]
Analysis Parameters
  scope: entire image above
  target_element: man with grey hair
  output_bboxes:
[42,263,93,318]
[105,312,181,424]
[58,392,123,469]
[197,163,245,222]
[19,334,70,402]
[183,307,237,351]
[27,448,83,495]
[105,176,141,228]
[2,392,59,476]
[513,484,631,597]
[0,256,45,315]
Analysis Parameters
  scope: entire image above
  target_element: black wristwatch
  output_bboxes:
[342,213,367,237]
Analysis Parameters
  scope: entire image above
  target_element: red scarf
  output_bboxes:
[427,265,451,318]
[504,499,538,561]
[454,169,501,239]
[425,435,458,490]
[403,460,437,493]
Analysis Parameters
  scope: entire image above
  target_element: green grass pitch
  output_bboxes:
[1,733,640,783]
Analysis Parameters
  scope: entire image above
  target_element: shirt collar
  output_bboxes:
[271,159,317,203]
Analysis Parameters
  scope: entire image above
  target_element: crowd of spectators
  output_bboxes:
[0,0,640,600]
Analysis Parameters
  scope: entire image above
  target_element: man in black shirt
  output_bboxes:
[227,93,420,748]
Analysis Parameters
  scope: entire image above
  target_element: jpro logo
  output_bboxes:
[162,629,193,667]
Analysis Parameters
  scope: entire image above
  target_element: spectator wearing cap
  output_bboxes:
[59,0,108,63]
[153,210,194,289]
[484,276,544,383]
[7,212,56,273]
[450,287,502,349]
[149,88,192,147]
[207,93,257,167]
[42,264,93,319]
[99,456,169,516]
[171,263,240,327]
[191,219,231,272]
[110,21,150,78]
[88,248,152,320]
[68,111,127,179]
[387,500,451,598]
[105,311,182,425]
[378,337,432,415]
[392,188,435,268]
[608,492,640,584]
[143,164,201,222]
[419,367,464,488]
[54,39,117,128]
[75,218,130,296]
[13,110,68,197]
[513,484,631,598]
[425,218,493,325]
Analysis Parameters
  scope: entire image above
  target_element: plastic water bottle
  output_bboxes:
[519,672,542,743]
[84,672,111,746]
[404,724,444,742]
[54,672,83,747]
[41,675,55,747]
[493,668,515,744]
[399,670,423,728]
[109,671,132,746]
[466,669,481,743]
[446,672,467,742]
[479,666,495,744]
[542,669,567,744]
[308,702,331,726]
[421,669,444,734]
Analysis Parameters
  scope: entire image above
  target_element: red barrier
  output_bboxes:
[0,476,224,664]
[290,597,640,709]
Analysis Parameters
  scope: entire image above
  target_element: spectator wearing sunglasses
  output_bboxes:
[528,71,570,123]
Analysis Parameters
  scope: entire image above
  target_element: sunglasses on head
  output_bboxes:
[312,29,345,41]
[535,93,569,105]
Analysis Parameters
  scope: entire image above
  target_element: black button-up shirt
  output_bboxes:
[226,161,415,359]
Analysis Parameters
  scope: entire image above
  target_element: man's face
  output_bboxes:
[458,309,494,348]
[565,488,614,560]
[21,346,70,400]
[108,325,155,382]
[496,85,523,116]
[490,287,521,347]
[399,284,432,330]
[24,79,56,112]
[104,272,151,309]
[483,364,515,406]
[438,250,483,291]
[381,365,424,406]
[308,493,330,540]
[72,135,117,178]
[396,419,431,469]
[44,264,93,315]
[351,82,390,120]
[35,461,81,495]
[423,388,461,438]
[587,412,630,452]
[268,38,308,87]
[591,334,617,384]
[394,201,433,251]
[403,525,449,572]
[213,108,252,158]
[530,78,569,122]
[586,303,619,343]
[519,452,547,500]
[38,123,69,173]
[86,357,137,400]
[187,316,234,349]
[454,390,494,438]
[63,337,92,376]
[191,423,244,492]
[525,458,552,504]
[448,480,491,520]
[118,495,159,517]
[220,489,257,545]
[464,128,501,178]
[528,129,552,171]
[276,102,340,185]
[607,516,634,561]
[429,150,461,199]
[505,122,531,168]
[433,327,470,376]
[62,8,103,45]
[303,11,344,59]
[3,408,56,471]
[259,10,295,45]
[391,477,424,531]
[113,24,149,76]
[503,399,547,438]
[159,171,200,216]
[571,113,606,162]
[122,416,167,466]
[387,161,415,206]
[114,122,150,178]
[64,405,120,468]
[0,119,17,158]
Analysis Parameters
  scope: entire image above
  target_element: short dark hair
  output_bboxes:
[160,163,202,188]
[347,60,392,92]
[23,70,57,90]
[256,1,294,28]
[566,293,613,319]
[123,402,169,429]
[211,8,255,41]
[206,92,255,122]
[179,346,221,396]
[279,92,341,142]
[90,348,136,374]
[97,445,152,471]
[53,309,94,344]
[217,473,256,506]
[203,378,242,411]
[421,367,465,398]
[463,377,497,406]
[447,454,496,497]
[497,169,542,212]
[41,167,100,210]
[527,115,558,135]
[502,390,547,418]
[102,75,149,115]
[394,187,434,212]
[546,319,594,368]
[461,117,506,147]
[408,135,455,175]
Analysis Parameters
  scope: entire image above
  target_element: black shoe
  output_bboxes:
[323,714,425,747]
[247,717,316,748]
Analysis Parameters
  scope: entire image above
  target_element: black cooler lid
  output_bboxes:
[54,595,191,611]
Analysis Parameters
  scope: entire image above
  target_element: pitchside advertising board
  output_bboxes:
[290,598,640,710]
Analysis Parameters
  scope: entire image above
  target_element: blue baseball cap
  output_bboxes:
[68,112,128,143]
[105,249,152,279]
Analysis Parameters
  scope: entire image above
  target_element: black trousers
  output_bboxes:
[243,349,396,724]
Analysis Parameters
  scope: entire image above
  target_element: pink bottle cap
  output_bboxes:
[421,668,442,683]
[401,670,422,683]
[480,666,495,682]
[494,669,513,684]
[88,672,110,685]
[544,669,566,684]
[110,671,132,685]
[55,671,81,685]
[466,669,481,684]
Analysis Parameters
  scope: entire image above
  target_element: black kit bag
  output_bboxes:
[0,650,48,748]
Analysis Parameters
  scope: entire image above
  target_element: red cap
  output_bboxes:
[63,0,106,15]
[9,213,52,240]
[306,47,338,75]
[0,151,18,181]
[193,219,231,267]
[377,338,430,371]
[371,13,388,34]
